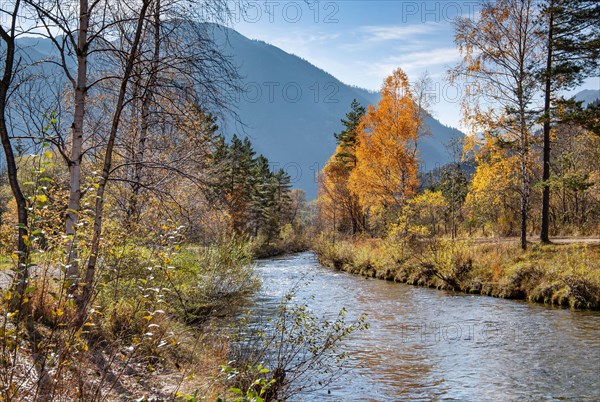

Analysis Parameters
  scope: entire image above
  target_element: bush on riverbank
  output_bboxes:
[0,231,260,400]
[313,235,600,309]
[223,283,369,401]
[250,224,311,259]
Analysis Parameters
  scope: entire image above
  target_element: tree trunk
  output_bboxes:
[79,0,151,322]
[65,0,90,281]
[519,94,529,251]
[520,145,528,251]
[0,0,30,314]
[541,7,554,244]
[127,0,161,224]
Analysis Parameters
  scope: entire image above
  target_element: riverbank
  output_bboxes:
[313,237,600,310]
[250,232,311,259]
[0,239,261,400]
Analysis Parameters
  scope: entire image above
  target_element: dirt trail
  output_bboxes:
[455,236,600,244]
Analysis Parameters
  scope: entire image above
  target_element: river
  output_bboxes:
[248,252,600,401]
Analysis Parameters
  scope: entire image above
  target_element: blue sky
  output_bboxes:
[231,0,483,129]
[230,0,599,130]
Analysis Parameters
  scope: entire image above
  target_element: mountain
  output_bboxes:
[574,89,600,106]
[216,27,464,198]
[4,26,463,198]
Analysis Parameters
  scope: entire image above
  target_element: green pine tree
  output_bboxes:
[334,99,366,167]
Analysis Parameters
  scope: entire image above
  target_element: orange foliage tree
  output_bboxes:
[349,68,421,212]
[318,152,363,234]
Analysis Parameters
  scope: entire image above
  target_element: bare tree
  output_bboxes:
[78,0,153,320]
[0,0,30,312]
[24,0,103,280]
[450,0,543,250]
[24,0,240,292]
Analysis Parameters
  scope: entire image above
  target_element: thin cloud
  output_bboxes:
[340,22,445,52]
[364,47,460,81]
[271,30,341,48]
[359,22,445,42]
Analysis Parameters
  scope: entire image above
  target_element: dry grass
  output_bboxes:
[0,237,262,401]
[314,236,600,309]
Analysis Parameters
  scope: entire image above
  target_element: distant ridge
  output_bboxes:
[574,89,600,106]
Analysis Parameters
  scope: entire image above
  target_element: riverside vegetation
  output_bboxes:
[0,142,341,400]
[315,0,599,311]
[0,121,362,400]
[314,237,600,310]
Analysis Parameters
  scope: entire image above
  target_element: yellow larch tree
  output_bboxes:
[349,68,421,212]
[464,133,522,236]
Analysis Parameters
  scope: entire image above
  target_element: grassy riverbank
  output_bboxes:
[313,237,600,310]
[250,231,310,259]
[0,232,326,401]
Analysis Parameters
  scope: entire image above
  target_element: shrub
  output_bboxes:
[225,286,369,401]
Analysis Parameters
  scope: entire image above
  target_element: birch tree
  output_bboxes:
[450,0,543,250]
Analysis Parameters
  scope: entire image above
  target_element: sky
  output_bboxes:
[228,0,599,130]
[229,0,486,129]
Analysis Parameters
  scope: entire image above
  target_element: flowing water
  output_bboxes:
[249,252,600,401]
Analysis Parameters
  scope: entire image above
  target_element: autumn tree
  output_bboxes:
[349,68,421,217]
[464,134,523,236]
[424,158,471,238]
[451,0,543,249]
[406,190,448,238]
[318,100,366,235]
[318,155,359,235]
[549,119,600,232]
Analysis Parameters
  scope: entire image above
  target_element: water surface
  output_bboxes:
[250,252,600,401]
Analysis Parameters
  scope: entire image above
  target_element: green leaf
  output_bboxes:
[229,387,242,395]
